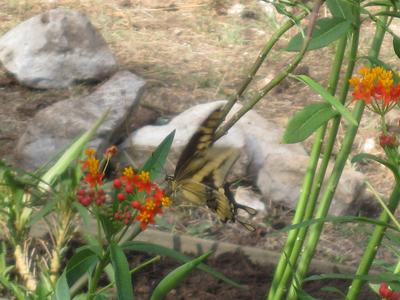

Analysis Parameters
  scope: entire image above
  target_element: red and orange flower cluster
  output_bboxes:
[349,66,400,115]
[77,147,171,230]
[380,282,400,300]
[112,166,171,229]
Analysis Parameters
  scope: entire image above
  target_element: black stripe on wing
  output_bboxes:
[174,106,224,177]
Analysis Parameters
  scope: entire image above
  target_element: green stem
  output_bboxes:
[271,35,348,300]
[267,125,325,300]
[285,100,364,298]
[97,255,161,294]
[346,184,400,299]
[87,252,109,300]
[216,8,314,140]
[219,10,308,121]
[285,23,361,300]
[344,9,390,300]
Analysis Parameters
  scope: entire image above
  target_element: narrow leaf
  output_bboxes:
[326,0,354,20]
[305,272,400,283]
[394,35,400,59]
[150,252,213,300]
[363,0,394,6]
[374,11,400,18]
[39,110,109,190]
[352,153,398,177]
[141,130,175,180]
[283,103,338,143]
[293,75,357,125]
[66,248,98,287]
[121,241,243,289]
[55,272,70,300]
[99,214,122,242]
[27,200,56,226]
[279,215,398,233]
[110,243,133,300]
[286,18,351,51]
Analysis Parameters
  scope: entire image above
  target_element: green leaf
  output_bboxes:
[66,248,99,287]
[394,35,400,59]
[363,0,394,7]
[73,202,91,228]
[120,241,244,289]
[150,251,213,300]
[352,153,399,179]
[305,272,400,283]
[297,290,320,300]
[109,243,134,300]
[55,272,70,300]
[374,11,400,18]
[283,103,338,143]
[99,214,122,242]
[27,199,56,226]
[326,0,354,20]
[141,130,175,180]
[279,215,399,233]
[39,110,109,191]
[293,75,357,126]
[286,18,352,51]
[321,286,346,296]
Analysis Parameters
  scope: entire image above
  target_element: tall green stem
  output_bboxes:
[87,252,109,300]
[286,100,364,297]
[271,35,348,300]
[285,28,359,299]
[347,184,400,299]
[344,10,391,299]
[267,125,325,300]
[216,2,323,140]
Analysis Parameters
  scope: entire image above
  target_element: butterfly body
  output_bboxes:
[166,106,257,230]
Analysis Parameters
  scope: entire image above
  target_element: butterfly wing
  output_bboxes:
[176,179,233,221]
[167,106,256,231]
[174,106,224,180]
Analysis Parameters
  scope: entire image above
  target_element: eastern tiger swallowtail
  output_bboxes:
[166,105,257,231]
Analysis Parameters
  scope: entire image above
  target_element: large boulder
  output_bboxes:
[0,8,117,89]
[16,71,145,169]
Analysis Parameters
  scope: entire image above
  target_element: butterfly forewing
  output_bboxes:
[174,106,224,179]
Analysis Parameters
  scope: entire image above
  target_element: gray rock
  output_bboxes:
[16,71,145,169]
[0,8,117,89]
[257,153,374,216]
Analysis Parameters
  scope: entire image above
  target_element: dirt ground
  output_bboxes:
[130,250,379,300]
[0,0,398,298]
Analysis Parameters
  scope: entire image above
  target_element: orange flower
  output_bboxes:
[161,196,172,207]
[349,66,400,115]
[81,151,104,188]
[122,166,135,181]
[135,171,152,194]
[136,209,155,230]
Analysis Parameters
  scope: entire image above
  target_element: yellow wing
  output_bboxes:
[167,106,257,231]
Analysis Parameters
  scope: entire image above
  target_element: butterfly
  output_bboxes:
[166,105,257,231]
